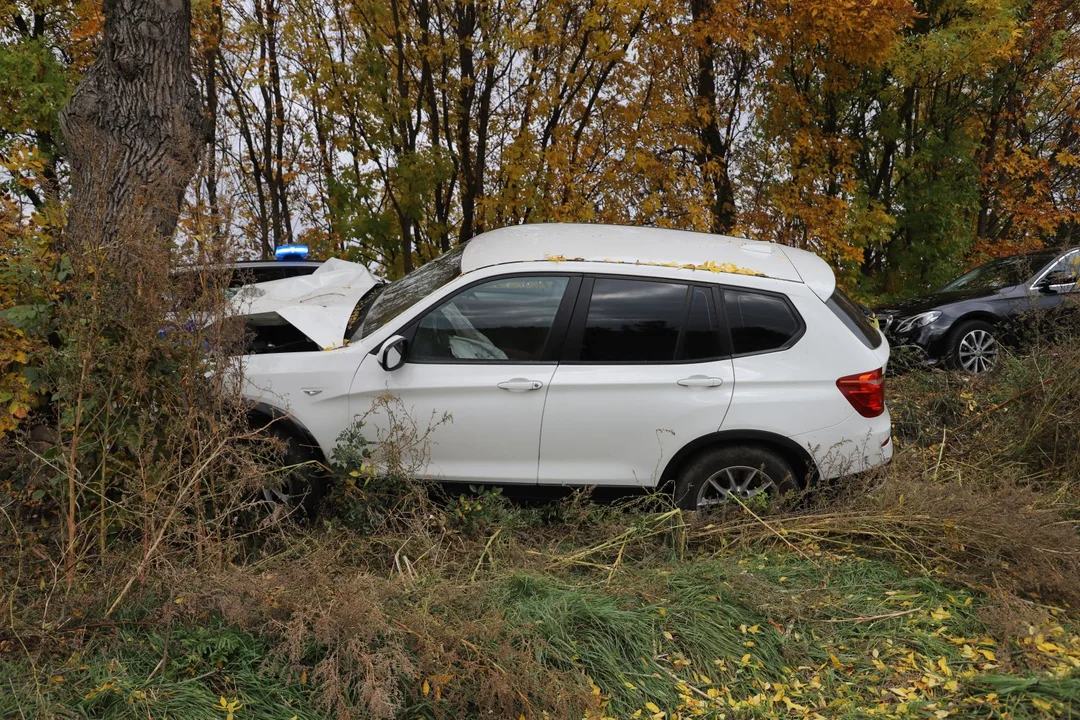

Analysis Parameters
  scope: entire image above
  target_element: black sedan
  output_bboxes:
[874,247,1080,373]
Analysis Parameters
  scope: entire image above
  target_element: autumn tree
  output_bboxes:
[60,0,206,301]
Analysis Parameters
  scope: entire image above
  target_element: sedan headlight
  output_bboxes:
[895,311,942,334]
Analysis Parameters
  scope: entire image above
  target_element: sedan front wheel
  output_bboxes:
[948,320,999,374]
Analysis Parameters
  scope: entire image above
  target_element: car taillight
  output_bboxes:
[836,368,885,418]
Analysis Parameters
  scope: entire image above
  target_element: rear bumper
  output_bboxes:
[791,408,893,481]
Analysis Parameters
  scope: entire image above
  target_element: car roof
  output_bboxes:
[231,259,323,268]
[460,223,837,299]
[174,259,324,273]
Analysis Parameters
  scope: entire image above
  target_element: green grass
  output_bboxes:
[1,620,318,719]
[4,548,1078,719]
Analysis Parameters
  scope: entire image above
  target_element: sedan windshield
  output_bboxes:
[353,245,465,341]
[940,250,1058,292]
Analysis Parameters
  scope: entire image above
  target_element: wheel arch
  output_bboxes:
[950,311,999,331]
[660,430,818,488]
[247,402,328,466]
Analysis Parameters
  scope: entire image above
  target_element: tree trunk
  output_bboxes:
[60,0,207,308]
[690,0,737,234]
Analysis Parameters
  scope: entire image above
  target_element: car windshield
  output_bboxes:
[354,245,465,341]
[940,250,1058,292]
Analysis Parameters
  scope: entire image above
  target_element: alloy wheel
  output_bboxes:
[958,329,997,373]
[696,465,774,507]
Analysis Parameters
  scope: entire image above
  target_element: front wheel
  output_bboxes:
[947,320,999,374]
[673,445,798,511]
[260,426,328,522]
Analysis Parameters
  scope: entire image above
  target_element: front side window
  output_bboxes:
[724,288,802,355]
[940,250,1058,292]
[410,276,570,362]
[1043,251,1080,290]
[356,246,465,341]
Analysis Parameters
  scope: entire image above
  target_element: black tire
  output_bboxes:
[263,426,327,522]
[946,320,999,374]
[673,445,798,511]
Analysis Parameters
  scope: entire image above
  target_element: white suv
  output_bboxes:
[240,223,892,510]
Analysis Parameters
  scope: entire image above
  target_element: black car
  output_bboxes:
[173,248,323,304]
[874,247,1080,373]
[224,259,323,293]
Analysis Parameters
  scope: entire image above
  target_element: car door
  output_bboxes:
[349,274,577,484]
[538,276,734,487]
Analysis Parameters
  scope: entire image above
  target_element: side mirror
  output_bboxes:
[1038,271,1077,293]
[378,335,408,371]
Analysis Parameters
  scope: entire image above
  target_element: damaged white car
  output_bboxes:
[238,223,892,514]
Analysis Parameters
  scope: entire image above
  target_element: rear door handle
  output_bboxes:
[677,375,723,388]
[497,378,544,392]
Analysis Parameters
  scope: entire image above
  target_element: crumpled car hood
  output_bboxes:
[230,258,379,349]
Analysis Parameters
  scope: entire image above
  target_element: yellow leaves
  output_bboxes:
[84,681,116,700]
[421,673,454,701]
[930,607,951,622]
[1052,150,1078,168]
[541,254,767,278]
[217,696,242,720]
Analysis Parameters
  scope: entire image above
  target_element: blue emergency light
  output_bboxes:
[274,243,309,260]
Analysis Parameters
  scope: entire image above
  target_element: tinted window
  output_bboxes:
[724,289,801,354]
[940,250,1059,292]
[232,266,288,286]
[681,287,723,360]
[827,288,882,349]
[581,278,688,362]
[410,276,569,362]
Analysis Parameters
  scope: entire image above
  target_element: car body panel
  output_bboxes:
[537,359,736,486]
[349,353,557,484]
[241,344,366,454]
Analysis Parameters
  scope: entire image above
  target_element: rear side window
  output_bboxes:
[580,278,687,362]
[827,288,882,349]
[573,278,727,363]
[723,289,802,355]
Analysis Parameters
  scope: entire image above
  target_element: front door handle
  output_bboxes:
[677,375,723,388]
[497,378,544,392]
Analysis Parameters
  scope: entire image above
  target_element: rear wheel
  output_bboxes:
[947,320,999,374]
[673,445,798,511]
